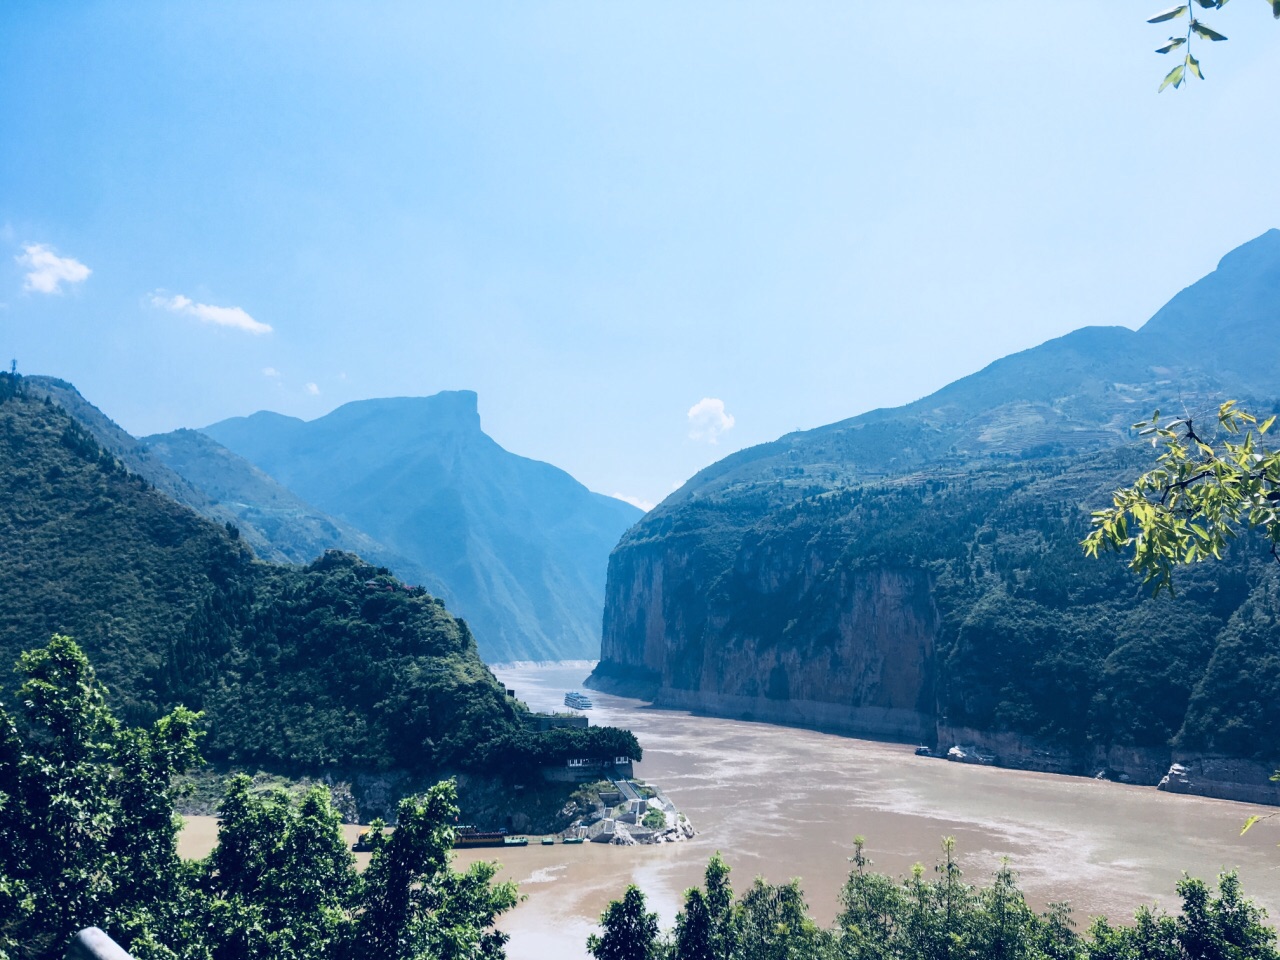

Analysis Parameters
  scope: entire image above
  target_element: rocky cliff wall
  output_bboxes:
[595,526,1280,805]
[594,531,936,742]
[935,724,1170,784]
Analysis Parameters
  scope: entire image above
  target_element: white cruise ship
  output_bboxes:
[563,691,593,710]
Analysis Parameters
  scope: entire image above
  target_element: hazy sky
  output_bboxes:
[2,3,1278,510]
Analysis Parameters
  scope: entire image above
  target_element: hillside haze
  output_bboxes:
[140,427,450,598]
[0,375,523,774]
[20,375,435,588]
[202,390,641,662]
[591,228,1280,804]
[668,229,1280,500]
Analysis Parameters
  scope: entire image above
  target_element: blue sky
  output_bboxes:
[2,3,1278,510]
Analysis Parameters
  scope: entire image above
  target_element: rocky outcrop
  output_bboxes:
[1158,758,1280,805]
[593,529,936,742]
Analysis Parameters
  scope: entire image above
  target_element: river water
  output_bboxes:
[484,662,1280,959]
[178,661,1280,960]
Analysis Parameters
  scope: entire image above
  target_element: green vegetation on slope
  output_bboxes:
[0,374,640,781]
[604,442,1280,759]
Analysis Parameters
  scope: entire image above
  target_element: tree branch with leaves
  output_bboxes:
[1083,401,1280,593]
[1148,0,1280,91]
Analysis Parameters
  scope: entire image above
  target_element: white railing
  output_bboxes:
[66,928,134,960]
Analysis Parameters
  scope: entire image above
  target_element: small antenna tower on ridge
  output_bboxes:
[9,359,14,375]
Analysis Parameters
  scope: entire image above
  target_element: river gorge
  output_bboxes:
[180,661,1280,960]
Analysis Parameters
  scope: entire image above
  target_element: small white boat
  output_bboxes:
[564,691,593,710]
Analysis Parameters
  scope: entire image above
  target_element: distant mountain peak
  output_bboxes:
[1215,227,1280,273]
[200,387,640,662]
[1138,228,1280,357]
[319,390,482,436]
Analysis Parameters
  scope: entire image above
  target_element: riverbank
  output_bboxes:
[174,765,615,835]
[930,725,1280,806]
[588,668,1280,807]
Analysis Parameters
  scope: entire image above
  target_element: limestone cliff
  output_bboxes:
[595,509,936,741]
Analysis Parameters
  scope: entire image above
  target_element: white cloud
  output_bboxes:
[262,367,281,378]
[687,397,735,444]
[150,291,272,335]
[17,243,91,294]
[612,493,655,512]
[305,382,321,396]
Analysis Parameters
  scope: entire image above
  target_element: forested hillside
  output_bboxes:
[593,230,1280,796]
[21,376,433,586]
[0,374,637,779]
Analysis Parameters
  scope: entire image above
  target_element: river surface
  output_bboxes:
[179,661,1280,960]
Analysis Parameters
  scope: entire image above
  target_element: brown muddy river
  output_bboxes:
[179,662,1280,960]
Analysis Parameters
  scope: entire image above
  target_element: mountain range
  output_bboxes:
[18,379,640,663]
[589,228,1280,803]
[194,391,641,662]
[0,376,521,765]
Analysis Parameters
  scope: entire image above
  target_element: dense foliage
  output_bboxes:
[0,376,637,781]
[0,636,518,960]
[606,436,1280,761]
[479,726,642,779]
[590,845,1279,960]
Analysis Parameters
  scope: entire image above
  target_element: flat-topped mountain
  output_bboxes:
[592,229,1280,803]
[202,391,642,662]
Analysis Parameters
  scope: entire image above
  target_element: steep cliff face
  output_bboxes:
[596,513,937,741]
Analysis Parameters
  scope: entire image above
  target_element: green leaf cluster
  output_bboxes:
[1146,0,1278,90]
[1084,402,1280,595]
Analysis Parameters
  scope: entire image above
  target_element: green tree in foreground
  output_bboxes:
[1083,402,1280,594]
[673,853,740,960]
[587,885,661,960]
[0,636,517,960]
[0,635,202,958]
[593,843,1280,960]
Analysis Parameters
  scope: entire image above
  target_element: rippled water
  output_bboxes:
[484,662,1280,959]
[177,661,1280,960]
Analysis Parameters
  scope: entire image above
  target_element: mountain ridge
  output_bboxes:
[201,390,641,662]
[591,228,1280,804]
